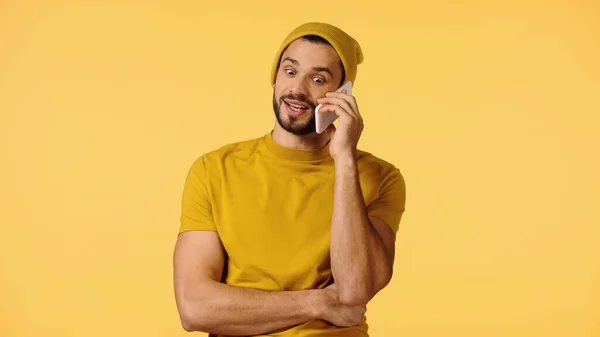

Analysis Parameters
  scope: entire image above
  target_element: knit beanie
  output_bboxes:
[270,22,364,85]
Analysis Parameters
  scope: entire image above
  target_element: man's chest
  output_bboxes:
[207,165,338,289]
[213,166,335,257]
[206,159,382,289]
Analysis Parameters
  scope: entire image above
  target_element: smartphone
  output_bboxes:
[315,81,353,134]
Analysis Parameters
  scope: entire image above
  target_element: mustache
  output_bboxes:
[279,94,317,110]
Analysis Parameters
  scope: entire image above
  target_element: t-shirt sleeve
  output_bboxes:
[179,156,217,233]
[367,167,406,234]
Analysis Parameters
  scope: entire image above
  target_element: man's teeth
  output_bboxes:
[289,103,307,110]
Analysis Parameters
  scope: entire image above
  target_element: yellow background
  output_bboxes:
[1,1,599,336]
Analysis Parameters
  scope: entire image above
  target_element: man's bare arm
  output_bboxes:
[173,230,364,335]
[173,230,322,335]
[329,158,397,306]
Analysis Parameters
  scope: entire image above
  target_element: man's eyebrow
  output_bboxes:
[282,57,298,65]
[283,57,334,78]
[312,67,333,78]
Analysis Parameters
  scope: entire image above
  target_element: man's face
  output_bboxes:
[272,38,344,135]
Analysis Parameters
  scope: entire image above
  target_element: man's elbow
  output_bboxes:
[180,314,206,332]
[180,318,200,333]
[339,271,393,306]
[178,302,213,333]
[338,281,376,306]
[339,289,372,307]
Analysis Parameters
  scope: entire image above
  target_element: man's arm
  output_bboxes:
[173,230,323,335]
[318,90,404,308]
[329,158,398,307]
[173,230,366,335]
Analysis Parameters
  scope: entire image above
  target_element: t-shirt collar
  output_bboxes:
[263,130,331,162]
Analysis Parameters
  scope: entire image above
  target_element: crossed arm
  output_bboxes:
[172,161,403,335]
[173,231,329,335]
[330,157,398,306]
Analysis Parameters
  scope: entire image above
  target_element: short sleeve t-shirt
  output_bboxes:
[179,131,406,337]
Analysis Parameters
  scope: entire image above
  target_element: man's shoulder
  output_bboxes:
[356,148,401,175]
[197,134,265,159]
[188,134,266,168]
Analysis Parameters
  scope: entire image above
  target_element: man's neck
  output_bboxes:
[271,122,330,150]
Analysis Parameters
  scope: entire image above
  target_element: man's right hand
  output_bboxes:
[320,283,366,327]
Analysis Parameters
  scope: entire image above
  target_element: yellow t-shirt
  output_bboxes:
[179,131,406,337]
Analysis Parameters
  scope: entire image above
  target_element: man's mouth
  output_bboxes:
[283,99,311,112]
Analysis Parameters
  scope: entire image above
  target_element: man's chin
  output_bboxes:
[273,105,316,135]
[288,126,316,136]
[279,120,315,136]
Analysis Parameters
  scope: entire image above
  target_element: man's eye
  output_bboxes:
[285,69,295,75]
[313,77,324,83]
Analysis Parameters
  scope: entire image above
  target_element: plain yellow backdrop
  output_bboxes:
[1,1,599,336]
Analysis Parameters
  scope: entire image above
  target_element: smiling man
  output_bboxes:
[272,35,343,136]
[173,22,406,337]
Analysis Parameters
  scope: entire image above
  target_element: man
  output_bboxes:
[173,22,406,337]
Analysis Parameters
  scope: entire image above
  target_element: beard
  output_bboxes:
[272,90,317,135]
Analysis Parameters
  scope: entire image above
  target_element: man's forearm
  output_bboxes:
[179,279,323,335]
[330,156,392,305]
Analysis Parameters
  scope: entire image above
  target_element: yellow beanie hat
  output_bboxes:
[270,22,364,85]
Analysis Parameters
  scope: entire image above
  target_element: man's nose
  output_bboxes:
[289,76,310,97]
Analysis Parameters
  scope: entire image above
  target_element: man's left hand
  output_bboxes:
[316,90,364,162]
